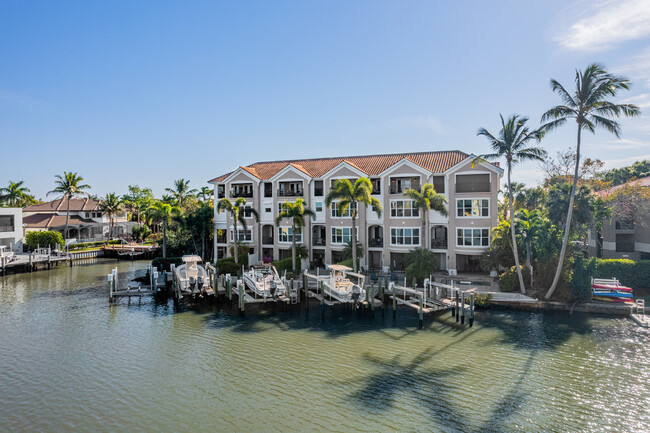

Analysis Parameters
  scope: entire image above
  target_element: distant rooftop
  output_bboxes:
[24,197,100,213]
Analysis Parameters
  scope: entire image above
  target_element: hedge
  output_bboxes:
[594,259,650,289]
[25,231,64,250]
[272,257,300,275]
[215,255,248,276]
[67,239,121,251]
[499,266,531,292]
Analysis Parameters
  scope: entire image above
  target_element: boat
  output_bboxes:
[242,264,287,298]
[0,246,14,263]
[591,277,634,304]
[591,290,633,298]
[175,255,211,298]
[592,283,632,292]
[322,264,365,305]
[592,296,634,304]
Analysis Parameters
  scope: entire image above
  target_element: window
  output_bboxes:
[264,182,273,198]
[331,201,356,217]
[331,227,357,244]
[243,204,255,218]
[457,199,489,217]
[278,227,302,243]
[85,212,90,218]
[231,228,253,242]
[265,206,272,213]
[314,180,324,196]
[390,200,420,217]
[371,178,381,195]
[315,202,323,212]
[456,174,490,193]
[616,234,634,252]
[0,215,14,232]
[390,228,420,246]
[278,202,290,214]
[456,228,489,246]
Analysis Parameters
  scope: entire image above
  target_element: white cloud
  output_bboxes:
[603,153,650,167]
[392,114,446,134]
[555,0,650,51]
[599,138,650,150]
[617,48,650,87]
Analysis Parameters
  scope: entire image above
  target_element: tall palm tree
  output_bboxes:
[148,201,181,259]
[325,178,382,272]
[217,197,259,265]
[98,193,124,240]
[197,186,213,202]
[165,178,198,208]
[47,172,91,242]
[541,63,640,299]
[275,199,316,274]
[476,115,546,294]
[0,180,36,207]
[404,183,448,250]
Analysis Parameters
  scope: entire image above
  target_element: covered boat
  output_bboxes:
[322,264,365,305]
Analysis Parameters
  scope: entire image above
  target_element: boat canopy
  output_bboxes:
[182,255,203,263]
[327,264,352,272]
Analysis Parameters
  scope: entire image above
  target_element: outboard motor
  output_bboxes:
[351,285,361,309]
[270,280,277,298]
[189,276,196,294]
[198,276,205,296]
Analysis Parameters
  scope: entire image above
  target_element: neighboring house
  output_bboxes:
[588,176,650,260]
[210,150,502,275]
[0,207,23,252]
[23,197,132,243]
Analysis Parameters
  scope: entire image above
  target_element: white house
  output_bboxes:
[0,207,23,252]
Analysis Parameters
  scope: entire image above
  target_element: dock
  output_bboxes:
[1,251,70,275]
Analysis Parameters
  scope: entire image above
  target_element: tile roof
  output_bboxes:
[209,150,476,183]
[595,175,650,198]
[23,213,97,228]
[24,197,100,212]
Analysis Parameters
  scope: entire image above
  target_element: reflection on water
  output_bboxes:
[0,260,649,432]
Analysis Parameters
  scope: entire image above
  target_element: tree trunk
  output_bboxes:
[423,210,428,251]
[291,221,297,274]
[162,221,167,259]
[508,165,526,294]
[351,215,358,272]
[233,218,239,265]
[545,126,582,300]
[64,193,71,242]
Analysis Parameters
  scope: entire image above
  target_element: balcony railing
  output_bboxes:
[230,191,253,198]
[0,226,15,233]
[277,189,303,197]
[312,238,326,246]
[216,236,227,244]
[368,238,383,247]
[431,239,448,249]
[390,183,420,194]
[262,236,274,245]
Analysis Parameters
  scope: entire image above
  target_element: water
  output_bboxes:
[1,260,649,432]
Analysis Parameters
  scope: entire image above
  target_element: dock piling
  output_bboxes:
[469,293,475,327]
[460,291,465,325]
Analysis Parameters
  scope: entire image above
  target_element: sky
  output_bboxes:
[1,0,649,200]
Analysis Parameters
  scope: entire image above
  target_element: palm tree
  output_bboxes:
[197,186,213,202]
[404,183,448,250]
[540,63,640,299]
[217,197,259,265]
[405,247,438,286]
[98,193,125,240]
[275,199,316,274]
[165,178,198,208]
[325,178,382,272]
[515,208,544,287]
[47,172,91,242]
[148,201,181,259]
[476,115,546,294]
[0,180,36,207]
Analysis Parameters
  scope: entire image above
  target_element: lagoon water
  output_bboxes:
[1,259,649,432]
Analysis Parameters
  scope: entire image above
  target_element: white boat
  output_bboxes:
[242,264,287,298]
[175,255,210,297]
[0,246,14,263]
[322,264,365,304]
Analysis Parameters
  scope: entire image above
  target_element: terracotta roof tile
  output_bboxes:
[23,213,97,228]
[209,150,479,182]
[24,197,100,212]
[595,175,650,198]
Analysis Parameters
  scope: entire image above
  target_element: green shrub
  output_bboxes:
[593,259,650,289]
[571,255,596,300]
[499,266,531,292]
[473,293,492,309]
[272,257,300,274]
[25,231,64,250]
[215,256,248,275]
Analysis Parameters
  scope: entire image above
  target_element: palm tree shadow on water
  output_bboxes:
[340,311,594,432]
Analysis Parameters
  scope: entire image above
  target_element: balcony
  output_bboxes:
[277,189,303,197]
[368,238,383,247]
[262,236,274,245]
[455,183,490,193]
[616,242,635,252]
[312,238,326,246]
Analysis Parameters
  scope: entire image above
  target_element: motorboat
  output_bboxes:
[175,255,210,297]
[322,264,365,305]
[0,245,14,263]
[242,264,287,298]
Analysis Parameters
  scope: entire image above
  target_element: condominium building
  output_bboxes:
[210,150,502,275]
[588,176,650,260]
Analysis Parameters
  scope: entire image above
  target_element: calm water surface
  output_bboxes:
[1,260,649,432]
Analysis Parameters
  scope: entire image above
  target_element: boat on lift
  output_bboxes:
[242,264,287,298]
[174,255,211,298]
[322,264,365,305]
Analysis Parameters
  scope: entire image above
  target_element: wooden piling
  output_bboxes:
[460,291,465,325]
[238,281,245,316]
[391,282,397,320]
[418,290,424,329]
[469,293,475,327]
[319,280,325,320]
[455,290,460,323]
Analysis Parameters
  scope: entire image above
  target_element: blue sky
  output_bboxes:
[1,0,649,200]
